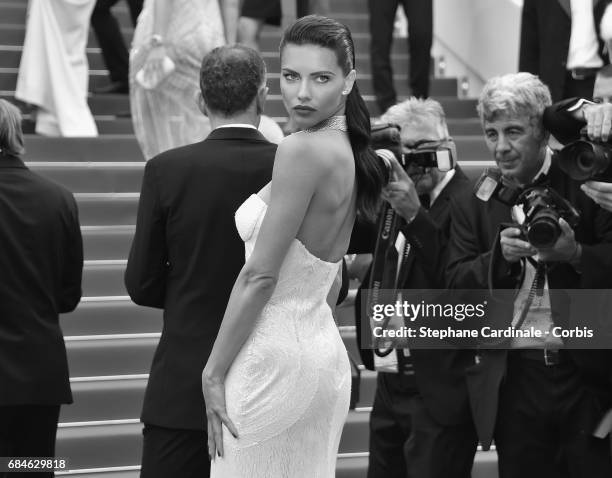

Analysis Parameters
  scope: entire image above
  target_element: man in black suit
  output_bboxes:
[91,0,144,94]
[520,0,612,102]
[125,45,276,478]
[350,98,477,478]
[0,99,83,477]
[447,73,612,478]
[368,0,432,113]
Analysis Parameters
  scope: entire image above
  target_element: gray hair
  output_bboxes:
[0,99,25,156]
[380,97,449,136]
[477,73,552,134]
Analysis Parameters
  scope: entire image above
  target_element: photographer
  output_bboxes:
[350,98,477,478]
[447,73,612,478]
[544,99,612,211]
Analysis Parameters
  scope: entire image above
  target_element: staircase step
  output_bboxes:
[61,298,161,336]
[29,162,144,193]
[81,225,135,261]
[66,336,157,377]
[22,135,142,162]
[61,378,147,423]
[75,195,138,226]
[82,262,128,296]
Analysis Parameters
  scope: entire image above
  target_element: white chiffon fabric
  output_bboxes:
[210,194,351,478]
[15,0,98,137]
[129,0,225,159]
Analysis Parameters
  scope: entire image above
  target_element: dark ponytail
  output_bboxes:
[281,15,387,222]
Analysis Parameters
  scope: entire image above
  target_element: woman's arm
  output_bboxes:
[219,0,240,44]
[151,0,172,40]
[202,133,332,457]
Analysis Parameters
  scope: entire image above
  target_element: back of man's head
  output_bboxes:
[199,45,266,117]
[381,97,449,137]
[0,99,24,157]
[477,73,552,133]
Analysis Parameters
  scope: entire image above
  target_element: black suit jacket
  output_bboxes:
[0,154,83,406]
[125,127,276,430]
[351,166,476,426]
[446,160,612,449]
[519,0,612,102]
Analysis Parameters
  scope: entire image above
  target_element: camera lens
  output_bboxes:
[527,213,560,248]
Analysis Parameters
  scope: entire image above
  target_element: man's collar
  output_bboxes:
[430,168,456,206]
[0,153,26,169]
[206,126,268,142]
[531,148,552,184]
[214,123,257,130]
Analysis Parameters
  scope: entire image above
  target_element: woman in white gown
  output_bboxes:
[202,15,387,477]
[16,0,98,137]
[129,0,227,159]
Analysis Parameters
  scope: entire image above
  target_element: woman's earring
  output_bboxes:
[342,90,349,95]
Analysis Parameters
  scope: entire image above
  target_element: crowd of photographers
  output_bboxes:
[354,72,612,478]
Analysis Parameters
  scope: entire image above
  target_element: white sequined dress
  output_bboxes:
[210,193,351,478]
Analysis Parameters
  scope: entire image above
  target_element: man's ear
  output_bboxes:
[342,69,357,96]
[197,92,208,117]
[256,84,269,114]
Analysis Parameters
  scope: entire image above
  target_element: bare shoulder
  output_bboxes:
[276,130,350,172]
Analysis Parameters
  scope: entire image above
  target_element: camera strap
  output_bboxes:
[513,260,547,330]
[367,202,405,358]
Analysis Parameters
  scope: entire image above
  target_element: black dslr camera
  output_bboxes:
[553,130,612,181]
[474,169,581,248]
[371,123,455,173]
[515,187,581,248]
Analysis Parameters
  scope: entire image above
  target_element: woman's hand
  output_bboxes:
[141,45,169,86]
[201,372,239,459]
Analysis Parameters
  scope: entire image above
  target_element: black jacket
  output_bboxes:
[519,0,612,101]
[446,160,612,449]
[351,166,476,426]
[0,153,83,405]
[125,127,276,430]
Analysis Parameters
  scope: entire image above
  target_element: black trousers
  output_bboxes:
[368,0,433,114]
[495,353,612,478]
[367,373,477,478]
[91,0,143,84]
[0,405,61,478]
[140,424,210,478]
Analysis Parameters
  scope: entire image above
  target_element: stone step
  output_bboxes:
[21,133,486,163]
[81,225,135,260]
[82,262,128,296]
[29,162,144,193]
[75,194,138,226]
[61,297,161,336]
[0,70,458,97]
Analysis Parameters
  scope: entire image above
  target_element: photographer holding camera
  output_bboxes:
[447,73,612,478]
[350,98,477,478]
[544,98,612,212]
